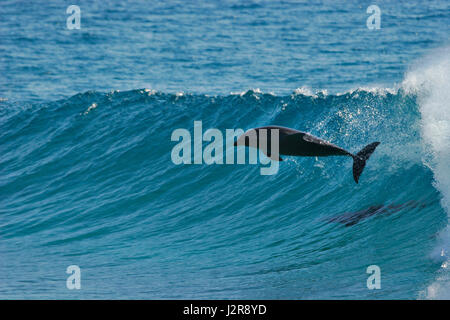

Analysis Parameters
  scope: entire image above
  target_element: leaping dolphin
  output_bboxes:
[234,126,380,183]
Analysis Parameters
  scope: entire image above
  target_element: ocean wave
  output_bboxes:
[1,67,448,299]
[405,47,450,299]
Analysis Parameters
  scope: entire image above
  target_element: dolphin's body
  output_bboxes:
[326,201,427,226]
[234,126,380,183]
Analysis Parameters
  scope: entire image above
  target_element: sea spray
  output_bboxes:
[404,48,450,299]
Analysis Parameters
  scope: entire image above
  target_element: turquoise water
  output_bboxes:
[1,1,450,299]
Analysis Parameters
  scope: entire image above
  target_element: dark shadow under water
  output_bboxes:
[326,201,428,227]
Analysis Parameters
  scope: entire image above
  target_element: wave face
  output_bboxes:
[1,81,448,298]
[405,49,450,299]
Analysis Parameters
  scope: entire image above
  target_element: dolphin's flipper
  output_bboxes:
[352,142,380,183]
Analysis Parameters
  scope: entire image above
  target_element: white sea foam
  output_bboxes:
[228,86,400,98]
[292,86,328,98]
[144,88,156,96]
[83,102,98,115]
[292,85,400,98]
[230,88,263,96]
[336,86,399,97]
[403,47,450,299]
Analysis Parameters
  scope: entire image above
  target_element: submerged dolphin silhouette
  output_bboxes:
[326,201,427,226]
[234,126,380,183]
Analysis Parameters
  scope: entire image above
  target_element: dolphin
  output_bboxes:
[234,126,380,183]
[326,201,427,226]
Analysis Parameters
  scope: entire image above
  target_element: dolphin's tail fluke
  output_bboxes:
[352,142,380,183]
